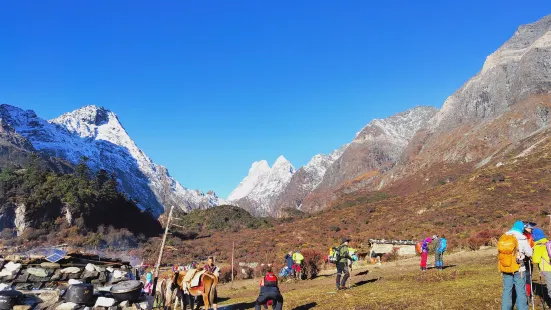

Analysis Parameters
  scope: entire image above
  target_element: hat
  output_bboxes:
[432,235,438,239]
[533,228,546,242]
[342,237,351,243]
[524,222,537,229]
[511,221,525,233]
[425,237,432,243]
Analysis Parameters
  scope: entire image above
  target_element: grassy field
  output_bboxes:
[215,248,549,310]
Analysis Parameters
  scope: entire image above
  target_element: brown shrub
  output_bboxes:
[381,248,399,262]
[301,249,324,279]
[219,266,237,283]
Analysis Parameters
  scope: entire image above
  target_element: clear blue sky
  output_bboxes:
[1,1,550,198]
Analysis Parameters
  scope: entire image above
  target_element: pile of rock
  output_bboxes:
[0,253,152,310]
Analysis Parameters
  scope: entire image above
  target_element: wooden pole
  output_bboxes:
[231,241,235,287]
[151,205,174,296]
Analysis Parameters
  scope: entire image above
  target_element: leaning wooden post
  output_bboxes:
[151,205,174,296]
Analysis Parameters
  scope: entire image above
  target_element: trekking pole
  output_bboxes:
[539,273,546,310]
[530,262,535,310]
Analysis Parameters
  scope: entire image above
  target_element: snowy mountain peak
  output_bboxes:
[273,155,295,174]
[51,106,125,140]
[0,104,222,217]
[227,160,271,201]
[354,106,438,147]
[228,156,296,216]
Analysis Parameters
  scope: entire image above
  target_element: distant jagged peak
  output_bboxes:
[52,105,113,126]
[51,105,131,145]
[353,106,438,144]
[272,155,295,173]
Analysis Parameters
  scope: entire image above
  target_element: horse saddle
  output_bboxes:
[183,268,206,289]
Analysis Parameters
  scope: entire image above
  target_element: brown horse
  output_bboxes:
[171,270,218,310]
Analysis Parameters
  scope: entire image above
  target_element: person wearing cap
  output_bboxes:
[336,237,353,290]
[420,237,432,271]
[501,220,532,310]
[531,228,551,300]
[523,222,537,299]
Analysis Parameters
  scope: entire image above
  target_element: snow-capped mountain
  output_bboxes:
[227,160,271,201]
[272,145,347,215]
[0,104,221,217]
[229,156,295,216]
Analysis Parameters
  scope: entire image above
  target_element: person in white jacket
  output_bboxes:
[501,221,533,310]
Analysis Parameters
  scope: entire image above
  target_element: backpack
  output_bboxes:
[264,272,278,287]
[415,241,423,255]
[438,238,447,252]
[544,241,551,263]
[328,246,341,264]
[497,234,520,273]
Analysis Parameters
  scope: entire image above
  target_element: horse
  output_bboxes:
[171,270,218,310]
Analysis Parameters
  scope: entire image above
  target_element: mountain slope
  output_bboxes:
[272,145,347,215]
[0,104,221,216]
[230,156,295,216]
[301,106,438,211]
[386,14,551,189]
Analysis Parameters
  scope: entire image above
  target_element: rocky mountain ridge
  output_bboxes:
[229,14,551,216]
[0,104,221,217]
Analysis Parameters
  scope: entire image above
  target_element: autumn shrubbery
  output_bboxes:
[467,229,502,250]
[382,248,400,262]
[301,249,324,279]
[218,266,238,283]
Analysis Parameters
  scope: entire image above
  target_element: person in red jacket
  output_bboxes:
[254,268,283,310]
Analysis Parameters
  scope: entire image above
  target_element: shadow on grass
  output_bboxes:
[354,277,381,287]
[221,301,257,310]
[292,302,318,310]
[533,282,551,308]
[427,264,457,270]
[355,270,370,276]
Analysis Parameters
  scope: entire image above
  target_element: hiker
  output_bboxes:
[336,237,354,290]
[254,267,283,310]
[143,272,153,294]
[292,250,304,279]
[420,237,432,271]
[531,228,551,300]
[285,251,293,271]
[523,222,536,299]
[499,220,533,310]
[435,235,447,270]
[203,256,219,310]
[432,235,440,269]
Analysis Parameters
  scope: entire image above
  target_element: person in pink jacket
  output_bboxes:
[420,237,432,271]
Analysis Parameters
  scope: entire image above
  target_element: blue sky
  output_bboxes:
[1,1,550,198]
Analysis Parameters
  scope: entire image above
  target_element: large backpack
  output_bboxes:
[497,234,520,273]
[328,246,341,264]
[438,238,447,253]
[415,241,423,255]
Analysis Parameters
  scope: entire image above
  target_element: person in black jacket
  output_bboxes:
[255,267,283,310]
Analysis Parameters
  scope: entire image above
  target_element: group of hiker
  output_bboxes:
[282,249,304,279]
[417,234,448,271]
[497,220,551,310]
